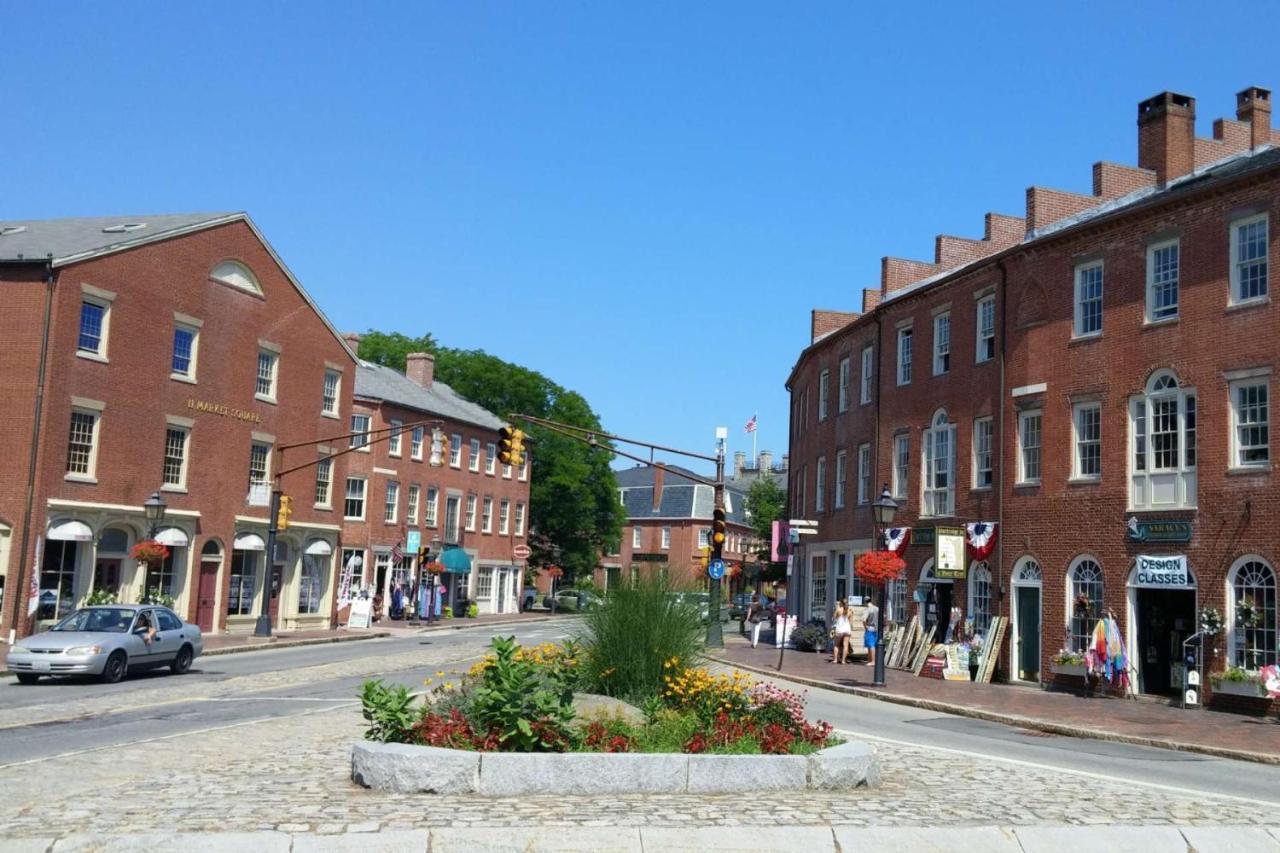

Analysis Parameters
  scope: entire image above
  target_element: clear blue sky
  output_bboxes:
[4,2,1274,478]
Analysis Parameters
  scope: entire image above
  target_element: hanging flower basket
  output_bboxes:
[131,539,170,566]
[855,550,907,587]
[425,561,446,574]
[1072,593,1092,618]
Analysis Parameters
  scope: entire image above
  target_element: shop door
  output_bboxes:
[268,565,282,623]
[933,584,953,642]
[93,559,121,597]
[1136,588,1195,695]
[1016,586,1041,681]
[196,562,219,632]
[497,570,508,613]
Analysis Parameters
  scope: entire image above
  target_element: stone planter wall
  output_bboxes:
[351,739,880,795]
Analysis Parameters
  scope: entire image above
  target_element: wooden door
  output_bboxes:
[196,561,219,632]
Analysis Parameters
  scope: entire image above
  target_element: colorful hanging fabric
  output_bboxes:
[964,522,998,560]
[883,527,911,556]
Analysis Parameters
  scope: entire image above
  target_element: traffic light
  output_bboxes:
[498,426,515,464]
[710,508,727,558]
[276,494,294,530]
[429,428,446,466]
[510,428,526,468]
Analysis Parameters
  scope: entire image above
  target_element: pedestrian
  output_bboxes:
[747,593,767,648]
[830,600,851,664]
[863,599,880,666]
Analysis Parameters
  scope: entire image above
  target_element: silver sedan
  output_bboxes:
[7,604,203,685]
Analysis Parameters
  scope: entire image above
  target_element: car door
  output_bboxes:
[154,608,185,664]
[123,609,156,668]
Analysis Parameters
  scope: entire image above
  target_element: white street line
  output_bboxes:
[203,697,350,703]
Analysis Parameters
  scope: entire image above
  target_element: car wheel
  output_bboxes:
[100,651,127,684]
[171,645,193,675]
[15,673,39,685]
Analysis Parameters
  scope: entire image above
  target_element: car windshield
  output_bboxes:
[51,608,136,633]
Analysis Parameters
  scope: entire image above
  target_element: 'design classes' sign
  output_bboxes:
[1133,554,1194,589]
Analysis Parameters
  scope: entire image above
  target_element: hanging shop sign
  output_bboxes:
[631,552,668,563]
[1126,517,1192,543]
[186,398,263,424]
[1133,554,1194,589]
[912,527,936,547]
[934,526,967,579]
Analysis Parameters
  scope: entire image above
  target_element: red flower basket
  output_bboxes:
[131,539,170,565]
[545,566,564,579]
[855,550,906,587]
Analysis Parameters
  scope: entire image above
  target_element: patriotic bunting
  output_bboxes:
[883,526,911,556]
[965,522,998,560]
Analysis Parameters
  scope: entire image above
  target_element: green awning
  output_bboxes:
[440,546,472,574]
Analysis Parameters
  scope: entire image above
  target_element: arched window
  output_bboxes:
[968,562,992,633]
[1229,557,1277,669]
[1013,557,1042,585]
[201,540,223,559]
[210,260,263,296]
[98,527,129,554]
[1129,370,1197,509]
[922,410,955,517]
[1068,557,1104,652]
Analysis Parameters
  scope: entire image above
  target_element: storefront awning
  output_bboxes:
[154,527,190,547]
[233,532,266,552]
[47,520,93,542]
[440,546,472,574]
[305,539,334,556]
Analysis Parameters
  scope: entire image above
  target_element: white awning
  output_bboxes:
[154,527,190,547]
[233,532,266,552]
[47,520,93,542]
[305,539,334,556]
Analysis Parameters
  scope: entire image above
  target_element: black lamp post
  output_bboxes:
[870,483,899,688]
[143,490,167,539]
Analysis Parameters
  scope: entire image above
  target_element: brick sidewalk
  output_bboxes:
[713,632,1280,762]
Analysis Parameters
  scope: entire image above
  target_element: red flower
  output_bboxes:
[130,539,170,565]
[855,550,906,587]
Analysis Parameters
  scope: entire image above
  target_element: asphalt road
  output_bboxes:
[3,623,1279,805]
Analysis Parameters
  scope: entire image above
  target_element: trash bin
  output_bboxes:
[453,598,470,618]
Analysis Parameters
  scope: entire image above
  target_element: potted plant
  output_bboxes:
[1050,650,1087,677]
[1210,666,1265,698]
[86,588,117,606]
[131,539,170,566]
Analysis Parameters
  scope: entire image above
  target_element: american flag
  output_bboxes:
[744,413,757,434]
[391,541,404,564]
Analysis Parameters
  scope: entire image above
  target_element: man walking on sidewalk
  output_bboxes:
[863,600,879,666]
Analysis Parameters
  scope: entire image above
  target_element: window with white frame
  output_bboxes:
[897,327,913,385]
[1073,402,1101,480]
[698,528,709,549]
[860,345,873,404]
[411,426,424,460]
[314,457,332,507]
[1231,378,1270,468]
[344,477,366,520]
[450,434,462,467]
[1146,238,1180,321]
[469,439,481,472]
[818,370,829,420]
[892,433,909,499]
[1230,213,1269,304]
[969,562,992,634]
[384,481,399,524]
[499,499,510,535]
[255,349,278,400]
[976,294,996,362]
[834,451,847,509]
[425,487,439,527]
[248,442,271,492]
[350,414,371,450]
[815,456,826,512]
[445,495,461,542]
[407,484,420,524]
[838,357,851,413]
[465,494,477,531]
[502,463,512,479]
[889,568,908,623]
[1229,556,1276,668]
[922,411,955,516]
[809,554,828,621]
[322,370,341,416]
[1068,557,1104,652]
[172,324,198,380]
[661,527,671,550]
[1017,410,1042,484]
[631,526,641,549]
[162,426,189,488]
[1129,371,1196,509]
[486,443,497,474]
[482,496,493,533]
[78,299,110,357]
[520,457,529,481]
[477,567,494,599]
[972,417,993,488]
[933,312,950,375]
[1074,261,1103,337]
[858,443,871,505]
[515,502,526,536]
[387,420,403,456]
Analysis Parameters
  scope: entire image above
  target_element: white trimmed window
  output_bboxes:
[477,567,494,599]
[1129,371,1196,510]
[350,415,371,451]
[631,526,641,549]
[933,312,950,375]
[515,502,525,536]
[450,434,462,468]
[860,345,873,404]
[897,327,913,386]
[314,457,332,508]
[857,443,871,505]
[255,349,278,401]
[411,427,424,460]
[1074,261,1104,337]
[384,481,399,524]
[976,295,995,363]
[482,497,493,533]
[972,417,993,488]
[922,411,955,516]
[445,495,460,542]
[469,439,481,472]
[387,420,403,457]
[1068,557,1104,652]
[1146,238,1180,321]
[520,457,529,481]
[1231,378,1270,468]
[834,450,847,509]
[465,494,477,531]
[698,528,710,549]
[407,484,420,525]
[1017,410,1042,485]
[1230,213,1269,304]
[661,527,671,550]
[425,487,439,527]
[162,426,189,489]
[248,442,271,493]
[968,562,992,634]
[486,443,497,475]
[172,324,199,380]
[818,370,829,421]
[344,477,366,520]
[1229,556,1277,668]
[1073,402,1102,480]
[78,299,110,358]
[815,456,826,512]
[892,433,909,499]
[838,357,851,413]
[502,463,513,479]
[322,370,341,416]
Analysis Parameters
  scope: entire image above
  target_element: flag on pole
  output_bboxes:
[744,413,757,434]
[391,541,404,564]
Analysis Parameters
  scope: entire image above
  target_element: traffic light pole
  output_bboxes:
[706,448,725,649]
[255,488,282,638]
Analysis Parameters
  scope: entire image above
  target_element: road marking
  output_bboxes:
[203,696,350,703]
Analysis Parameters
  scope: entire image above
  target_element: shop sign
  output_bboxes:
[934,526,967,579]
[186,397,263,424]
[912,527,936,547]
[1133,554,1194,589]
[631,552,667,562]
[1126,517,1192,543]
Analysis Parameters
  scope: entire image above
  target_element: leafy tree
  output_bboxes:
[358,332,625,581]
[745,477,786,560]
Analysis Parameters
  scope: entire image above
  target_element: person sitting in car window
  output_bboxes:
[135,611,157,644]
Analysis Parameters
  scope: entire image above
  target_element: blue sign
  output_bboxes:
[708,559,725,580]
[406,531,421,554]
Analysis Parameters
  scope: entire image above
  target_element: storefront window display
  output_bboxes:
[1068,557,1104,652]
[1230,556,1277,669]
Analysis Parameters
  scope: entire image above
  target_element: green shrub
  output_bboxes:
[361,679,418,743]
[86,588,117,605]
[790,624,826,652]
[466,602,479,618]
[579,574,705,703]
[467,636,577,751]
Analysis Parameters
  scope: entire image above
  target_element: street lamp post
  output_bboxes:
[143,490,167,539]
[870,484,899,688]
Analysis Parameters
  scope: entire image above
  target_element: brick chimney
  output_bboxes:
[759,450,773,472]
[734,451,746,477]
[651,466,664,512]
[1138,91,1197,185]
[343,332,362,354]
[1237,86,1273,148]
[405,352,435,388]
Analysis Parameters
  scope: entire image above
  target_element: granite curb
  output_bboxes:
[202,631,392,657]
[711,654,1280,767]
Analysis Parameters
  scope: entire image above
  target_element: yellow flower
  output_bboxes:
[436,671,446,677]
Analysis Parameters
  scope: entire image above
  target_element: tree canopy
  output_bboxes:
[745,476,786,560]
[358,330,624,580]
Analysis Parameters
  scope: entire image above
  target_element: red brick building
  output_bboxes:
[0,213,358,640]
[340,346,532,617]
[787,86,1280,701]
